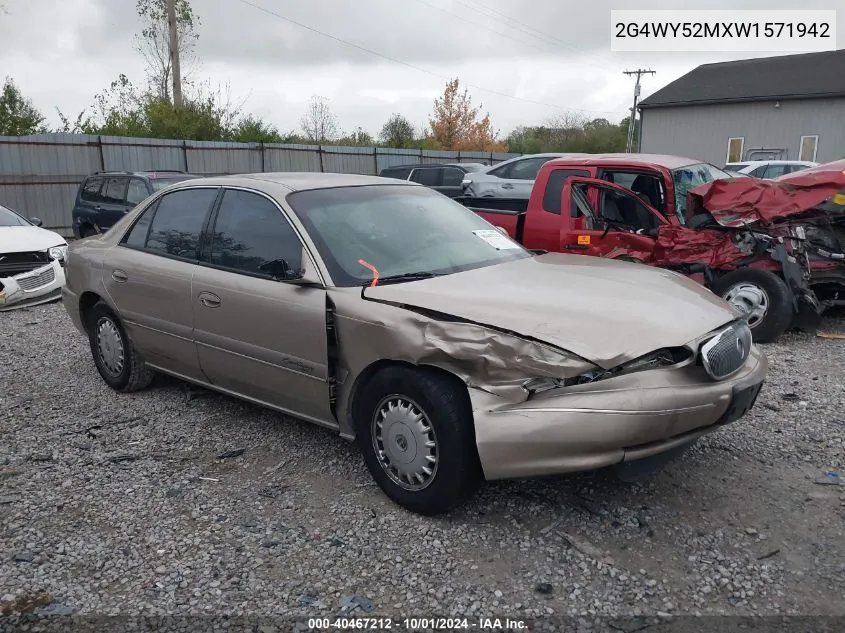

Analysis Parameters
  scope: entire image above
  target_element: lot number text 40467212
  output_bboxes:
[307,617,528,630]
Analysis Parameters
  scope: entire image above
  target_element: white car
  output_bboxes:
[461,153,588,198]
[0,204,68,311]
[723,160,819,179]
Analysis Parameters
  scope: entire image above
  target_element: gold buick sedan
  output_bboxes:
[62,173,767,515]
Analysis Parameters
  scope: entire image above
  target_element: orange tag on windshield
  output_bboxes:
[577,235,591,245]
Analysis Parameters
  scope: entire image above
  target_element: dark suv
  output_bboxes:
[378,163,488,198]
[72,170,201,238]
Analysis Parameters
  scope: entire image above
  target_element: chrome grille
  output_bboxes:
[701,322,753,380]
[16,266,56,291]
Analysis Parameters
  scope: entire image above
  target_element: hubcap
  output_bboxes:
[723,282,769,328]
[371,395,438,491]
[96,317,125,377]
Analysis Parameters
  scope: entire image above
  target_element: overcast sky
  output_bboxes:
[0,0,841,138]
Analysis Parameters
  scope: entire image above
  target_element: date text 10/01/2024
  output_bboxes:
[308,617,528,630]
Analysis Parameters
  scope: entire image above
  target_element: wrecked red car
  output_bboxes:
[457,154,845,343]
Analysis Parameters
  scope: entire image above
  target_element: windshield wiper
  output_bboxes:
[362,271,440,286]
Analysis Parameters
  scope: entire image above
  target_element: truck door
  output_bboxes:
[560,177,667,262]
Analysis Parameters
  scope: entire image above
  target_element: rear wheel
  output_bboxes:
[712,269,793,343]
[353,366,482,515]
[87,301,155,392]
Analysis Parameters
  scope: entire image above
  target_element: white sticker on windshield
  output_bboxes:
[472,229,521,250]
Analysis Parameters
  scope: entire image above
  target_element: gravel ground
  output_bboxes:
[1,302,844,628]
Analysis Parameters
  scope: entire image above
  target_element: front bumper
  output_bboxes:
[0,260,66,312]
[473,346,767,480]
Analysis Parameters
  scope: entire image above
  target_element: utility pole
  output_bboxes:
[623,69,654,153]
[166,0,183,107]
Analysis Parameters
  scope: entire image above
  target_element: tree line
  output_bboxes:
[0,0,636,153]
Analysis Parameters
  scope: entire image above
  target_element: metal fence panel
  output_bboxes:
[187,140,262,175]
[322,145,377,175]
[264,144,322,172]
[100,135,185,172]
[0,132,523,235]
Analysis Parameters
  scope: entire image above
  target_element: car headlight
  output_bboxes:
[48,245,68,261]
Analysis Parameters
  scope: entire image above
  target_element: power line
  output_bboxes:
[453,0,618,72]
[407,0,560,58]
[235,0,625,116]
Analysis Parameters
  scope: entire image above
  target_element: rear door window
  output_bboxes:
[126,179,150,205]
[138,188,219,260]
[441,167,465,187]
[80,177,105,203]
[508,157,548,180]
[101,177,128,204]
[541,169,590,214]
[409,168,441,187]
[380,167,412,180]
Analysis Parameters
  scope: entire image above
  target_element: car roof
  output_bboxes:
[380,162,482,170]
[737,160,816,166]
[544,153,702,170]
[174,172,421,192]
[87,170,200,179]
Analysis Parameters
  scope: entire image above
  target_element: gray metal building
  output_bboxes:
[638,49,845,167]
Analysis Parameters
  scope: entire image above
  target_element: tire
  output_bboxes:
[79,224,97,238]
[353,365,482,515]
[87,301,155,392]
[711,268,793,343]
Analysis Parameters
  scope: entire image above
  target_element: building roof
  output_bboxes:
[638,49,845,109]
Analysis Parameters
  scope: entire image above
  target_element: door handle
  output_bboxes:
[563,244,590,250]
[111,269,128,282]
[198,291,221,308]
[501,183,514,189]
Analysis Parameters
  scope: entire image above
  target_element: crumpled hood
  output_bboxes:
[689,167,845,227]
[363,253,739,368]
[0,226,66,255]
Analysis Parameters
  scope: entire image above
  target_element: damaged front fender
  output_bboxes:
[328,288,597,438]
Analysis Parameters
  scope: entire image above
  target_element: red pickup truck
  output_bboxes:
[459,154,844,343]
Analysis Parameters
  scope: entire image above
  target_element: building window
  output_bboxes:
[799,135,819,162]
[726,137,744,163]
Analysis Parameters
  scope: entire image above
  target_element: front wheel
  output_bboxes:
[711,269,793,343]
[353,366,482,515]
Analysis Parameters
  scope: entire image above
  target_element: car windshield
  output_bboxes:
[287,185,530,287]
[0,205,29,227]
[150,176,198,191]
[672,163,732,222]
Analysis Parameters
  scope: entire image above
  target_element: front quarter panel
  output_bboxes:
[328,288,596,439]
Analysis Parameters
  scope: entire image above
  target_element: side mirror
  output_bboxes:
[30,217,43,227]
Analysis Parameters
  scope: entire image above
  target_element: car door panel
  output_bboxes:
[192,268,332,422]
[102,187,219,380]
[103,246,202,379]
[192,188,333,425]
[561,177,667,261]
[98,177,131,230]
